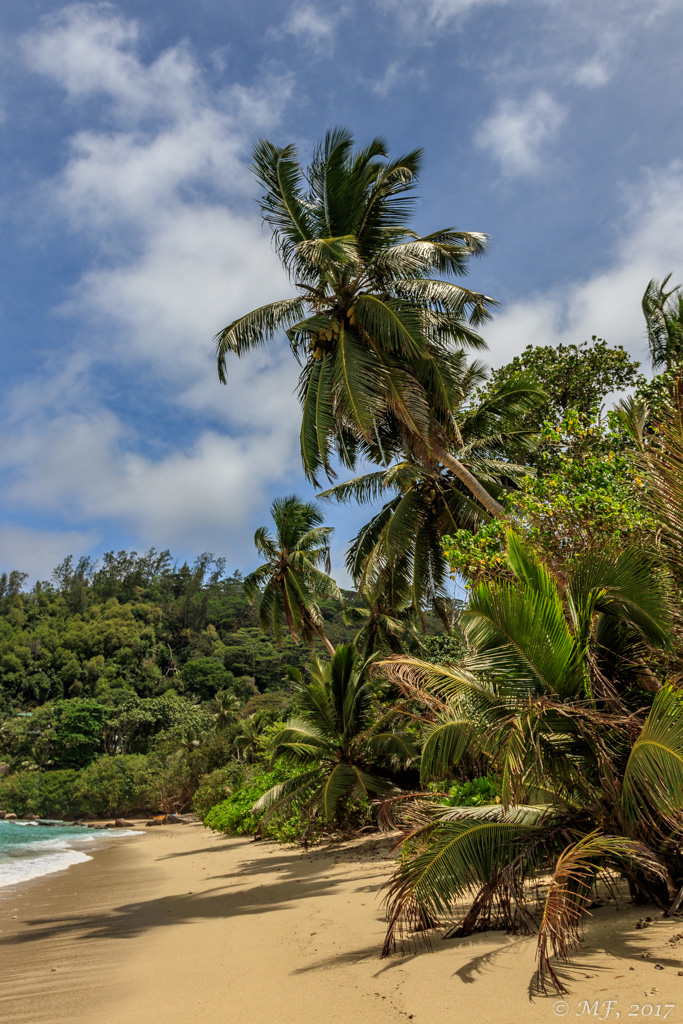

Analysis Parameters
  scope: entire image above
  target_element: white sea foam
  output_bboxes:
[0,828,142,889]
[0,845,93,888]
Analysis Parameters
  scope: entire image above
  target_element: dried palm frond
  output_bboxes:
[536,832,670,993]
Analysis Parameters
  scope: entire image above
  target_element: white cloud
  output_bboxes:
[484,164,683,369]
[381,0,680,31]
[23,3,196,119]
[370,61,402,97]
[6,4,304,566]
[0,526,101,584]
[276,3,341,52]
[474,91,565,177]
[380,0,683,103]
[573,58,612,89]
[379,0,509,30]
[368,60,426,98]
[0,410,298,552]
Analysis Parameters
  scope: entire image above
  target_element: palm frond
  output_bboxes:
[622,685,683,828]
[419,716,475,785]
[382,815,553,956]
[536,832,668,992]
[215,298,306,382]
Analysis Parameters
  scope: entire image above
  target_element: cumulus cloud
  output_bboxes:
[0,410,297,552]
[0,526,101,584]
[474,91,566,177]
[485,164,683,368]
[277,3,341,50]
[2,4,304,570]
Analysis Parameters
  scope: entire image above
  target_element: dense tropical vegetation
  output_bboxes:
[4,129,683,991]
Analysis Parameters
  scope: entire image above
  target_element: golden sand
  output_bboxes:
[0,823,681,1024]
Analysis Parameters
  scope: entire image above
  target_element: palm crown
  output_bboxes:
[216,127,504,515]
[642,274,683,371]
[254,644,417,827]
[243,495,341,655]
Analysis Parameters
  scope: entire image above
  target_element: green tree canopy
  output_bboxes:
[483,338,640,462]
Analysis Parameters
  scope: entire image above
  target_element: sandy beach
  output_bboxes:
[0,823,682,1024]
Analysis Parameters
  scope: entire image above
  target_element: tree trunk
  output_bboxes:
[316,624,336,657]
[300,605,335,656]
[433,445,505,518]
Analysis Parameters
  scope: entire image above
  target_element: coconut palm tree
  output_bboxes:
[215,127,505,516]
[377,531,683,992]
[642,274,683,371]
[319,375,541,620]
[244,495,341,655]
[254,645,417,828]
[211,690,241,733]
[343,587,423,660]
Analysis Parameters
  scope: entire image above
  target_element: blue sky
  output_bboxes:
[1,0,683,586]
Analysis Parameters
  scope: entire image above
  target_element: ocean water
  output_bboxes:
[0,819,141,889]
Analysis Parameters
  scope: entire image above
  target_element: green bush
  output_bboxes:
[439,776,500,807]
[0,770,81,818]
[203,762,315,842]
[74,755,154,816]
[192,763,247,819]
[0,755,158,817]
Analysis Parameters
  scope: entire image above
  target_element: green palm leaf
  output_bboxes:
[622,686,683,828]
[382,816,553,955]
[215,298,306,382]
[333,323,387,438]
[419,716,475,785]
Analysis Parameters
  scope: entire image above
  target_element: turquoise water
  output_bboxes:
[0,819,139,889]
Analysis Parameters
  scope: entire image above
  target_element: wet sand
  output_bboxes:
[0,823,682,1024]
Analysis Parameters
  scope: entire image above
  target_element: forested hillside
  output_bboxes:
[0,552,373,818]
[0,550,358,710]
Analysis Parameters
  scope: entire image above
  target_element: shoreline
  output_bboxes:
[0,818,144,892]
[0,824,682,1023]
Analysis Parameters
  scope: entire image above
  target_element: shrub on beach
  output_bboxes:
[202,762,313,843]
[0,756,157,817]
[191,763,248,819]
[74,755,155,816]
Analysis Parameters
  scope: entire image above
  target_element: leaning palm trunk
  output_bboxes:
[433,445,503,516]
[302,607,335,656]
